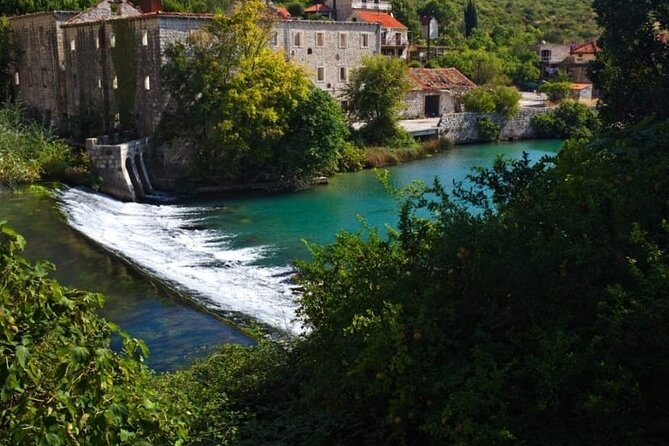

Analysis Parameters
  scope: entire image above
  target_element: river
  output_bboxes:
[0,139,562,370]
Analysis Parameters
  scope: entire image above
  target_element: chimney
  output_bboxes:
[140,0,163,13]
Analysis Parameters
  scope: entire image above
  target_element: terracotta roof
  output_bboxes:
[569,83,592,90]
[275,6,291,19]
[571,41,600,55]
[408,68,476,92]
[354,11,406,29]
[304,4,333,13]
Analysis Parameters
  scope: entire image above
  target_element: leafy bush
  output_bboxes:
[463,87,495,113]
[492,85,521,118]
[337,142,365,172]
[477,116,500,141]
[531,100,599,139]
[0,103,83,186]
[539,80,572,103]
[0,223,188,444]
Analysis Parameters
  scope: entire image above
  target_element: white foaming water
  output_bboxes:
[56,187,300,334]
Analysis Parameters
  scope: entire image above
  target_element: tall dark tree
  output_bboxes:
[590,0,669,126]
[464,0,478,38]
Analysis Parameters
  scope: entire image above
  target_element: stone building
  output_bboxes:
[273,20,380,97]
[9,0,379,137]
[403,67,476,118]
[8,11,77,127]
[61,4,209,137]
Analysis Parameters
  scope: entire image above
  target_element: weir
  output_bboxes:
[85,136,154,201]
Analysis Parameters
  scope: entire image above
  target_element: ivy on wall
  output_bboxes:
[110,20,137,131]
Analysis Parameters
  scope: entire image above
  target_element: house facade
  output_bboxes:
[403,67,476,118]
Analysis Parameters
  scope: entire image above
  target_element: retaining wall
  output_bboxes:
[440,108,549,143]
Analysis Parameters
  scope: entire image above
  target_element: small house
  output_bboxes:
[404,68,476,118]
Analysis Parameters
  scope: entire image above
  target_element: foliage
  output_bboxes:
[289,117,669,444]
[464,0,478,37]
[163,0,232,13]
[0,18,13,104]
[161,0,346,184]
[337,142,365,172]
[344,55,411,146]
[531,100,599,139]
[286,2,304,18]
[273,88,349,184]
[590,0,669,126]
[0,0,96,15]
[462,87,495,112]
[440,48,509,86]
[476,115,499,141]
[539,80,571,103]
[0,222,188,444]
[0,103,82,186]
[463,86,518,118]
[491,85,520,118]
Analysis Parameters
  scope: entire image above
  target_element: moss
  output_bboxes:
[110,21,137,131]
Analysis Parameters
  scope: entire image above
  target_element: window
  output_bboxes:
[142,29,148,46]
[361,33,369,48]
[144,76,150,90]
[294,32,302,47]
[316,32,325,47]
[395,32,402,45]
[70,38,76,51]
[110,33,116,48]
[317,66,325,82]
[307,48,313,55]
[339,32,348,48]
[14,72,19,86]
[540,49,551,61]
[339,66,347,82]
[112,76,118,89]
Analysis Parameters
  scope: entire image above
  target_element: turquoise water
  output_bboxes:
[0,139,562,369]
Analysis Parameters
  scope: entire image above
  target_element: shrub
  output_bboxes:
[492,85,521,118]
[408,60,422,68]
[463,87,495,113]
[539,81,571,103]
[477,116,500,141]
[337,142,365,172]
[531,101,599,139]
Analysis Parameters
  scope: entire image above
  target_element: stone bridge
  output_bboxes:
[85,136,153,201]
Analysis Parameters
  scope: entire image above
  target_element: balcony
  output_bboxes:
[352,0,392,11]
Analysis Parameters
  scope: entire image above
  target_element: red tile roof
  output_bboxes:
[276,6,291,19]
[304,4,333,13]
[571,41,600,55]
[354,11,406,29]
[408,68,476,92]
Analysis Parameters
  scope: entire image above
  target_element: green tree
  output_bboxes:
[343,55,411,146]
[464,0,478,37]
[491,85,520,118]
[390,0,421,40]
[440,48,509,85]
[539,80,571,103]
[462,86,495,112]
[160,0,314,182]
[274,88,349,184]
[590,0,669,126]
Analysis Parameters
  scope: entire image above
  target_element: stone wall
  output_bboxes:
[439,108,549,143]
[86,136,153,201]
[275,20,380,97]
[9,12,76,129]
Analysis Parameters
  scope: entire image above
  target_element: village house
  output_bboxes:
[403,67,476,118]
[557,41,600,83]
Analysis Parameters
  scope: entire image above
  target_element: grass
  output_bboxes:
[363,136,454,168]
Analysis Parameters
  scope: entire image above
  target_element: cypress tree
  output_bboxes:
[464,0,477,38]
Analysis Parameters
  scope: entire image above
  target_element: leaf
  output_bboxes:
[15,344,29,368]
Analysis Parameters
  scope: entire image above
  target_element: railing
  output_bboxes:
[351,1,392,11]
